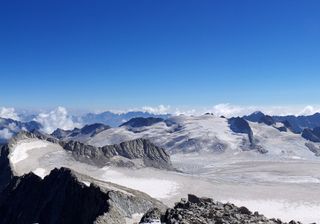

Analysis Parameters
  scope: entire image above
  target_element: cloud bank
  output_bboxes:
[146,104,320,117]
[0,128,13,139]
[141,105,171,114]
[34,106,81,134]
[0,107,20,120]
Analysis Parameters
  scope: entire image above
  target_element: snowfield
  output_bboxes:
[249,121,317,158]
[10,140,50,164]
[88,115,247,153]
[7,113,320,223]
[98,167,179,199]
[88,115,320,159]
[8,138,180,200]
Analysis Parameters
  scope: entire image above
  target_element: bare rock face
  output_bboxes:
[62,138,173,170]
[0,144,12,192]
[140,194,302,224]
[9,131,173,170]
[305,142,320,156]
[228,117,267,154]
[0,168,110,224]
[120,117,164,128]
[0,167,167,224]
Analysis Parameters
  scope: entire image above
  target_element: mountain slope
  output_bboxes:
[120,117,164,128]
[87,114,320,158]
[62,138,173,170]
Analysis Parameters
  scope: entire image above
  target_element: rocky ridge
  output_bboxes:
[9,131,173,170]
[0,167,166,224]
[140,194,304,224]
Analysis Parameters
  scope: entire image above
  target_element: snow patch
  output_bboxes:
[10,140,50,164]
[226,199,320,223]
[33,168,47,178]
[100,167,179,199]
[81,181,91,187]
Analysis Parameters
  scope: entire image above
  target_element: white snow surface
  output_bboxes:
[99,167,179,199]
[88,115,246,153]
[9,138,179,200]
[32,168,47,179]
[88,114,319,159]
[10,140,50,164]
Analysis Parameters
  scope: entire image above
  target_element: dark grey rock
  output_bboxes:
[0,168,109,224]
[228,117,267,154]
[140,195,303,224]
[302,128,320,143]
[61,138,174,170]
[259,115,275,126]
[228,117,254,144]
[305,142,320,156]
[0,144,12,192]
[0,167,166,224]
[120,117,164,128]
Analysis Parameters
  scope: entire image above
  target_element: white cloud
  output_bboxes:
[168,104,320,117]
[0,128,13,139]
[298,105,320,116]
[211,103,250,117]
[141,105,171,114]
[34,106,82,134]
[0,107,20,120]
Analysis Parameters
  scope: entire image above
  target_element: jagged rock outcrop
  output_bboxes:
[305,142,320,156]
[258,115,275,126]
[120,117,164,128]
[51,128,73,139]
[0,144,12,192]
[62,138,173,170]
[140,194,302,224]
[302,127,320,143]
[273,113,320,134]
[9,131,173,170]
[9,130,60,146]
[228,117,267,154]
[0,168,109,224]
[228,117,254,144]
[0,167,166,224]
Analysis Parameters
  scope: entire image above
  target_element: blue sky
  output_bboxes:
[1,0,320,110]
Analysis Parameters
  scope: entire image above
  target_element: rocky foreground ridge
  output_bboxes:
[140,194,307,224]
[0,167,166,224]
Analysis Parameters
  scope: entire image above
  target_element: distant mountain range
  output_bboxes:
[244,111,320,133]
[2,110,320,155]
[0,118,42,143]
[78,111,170,127]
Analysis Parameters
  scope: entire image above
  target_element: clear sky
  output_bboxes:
[1,0,320,110]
